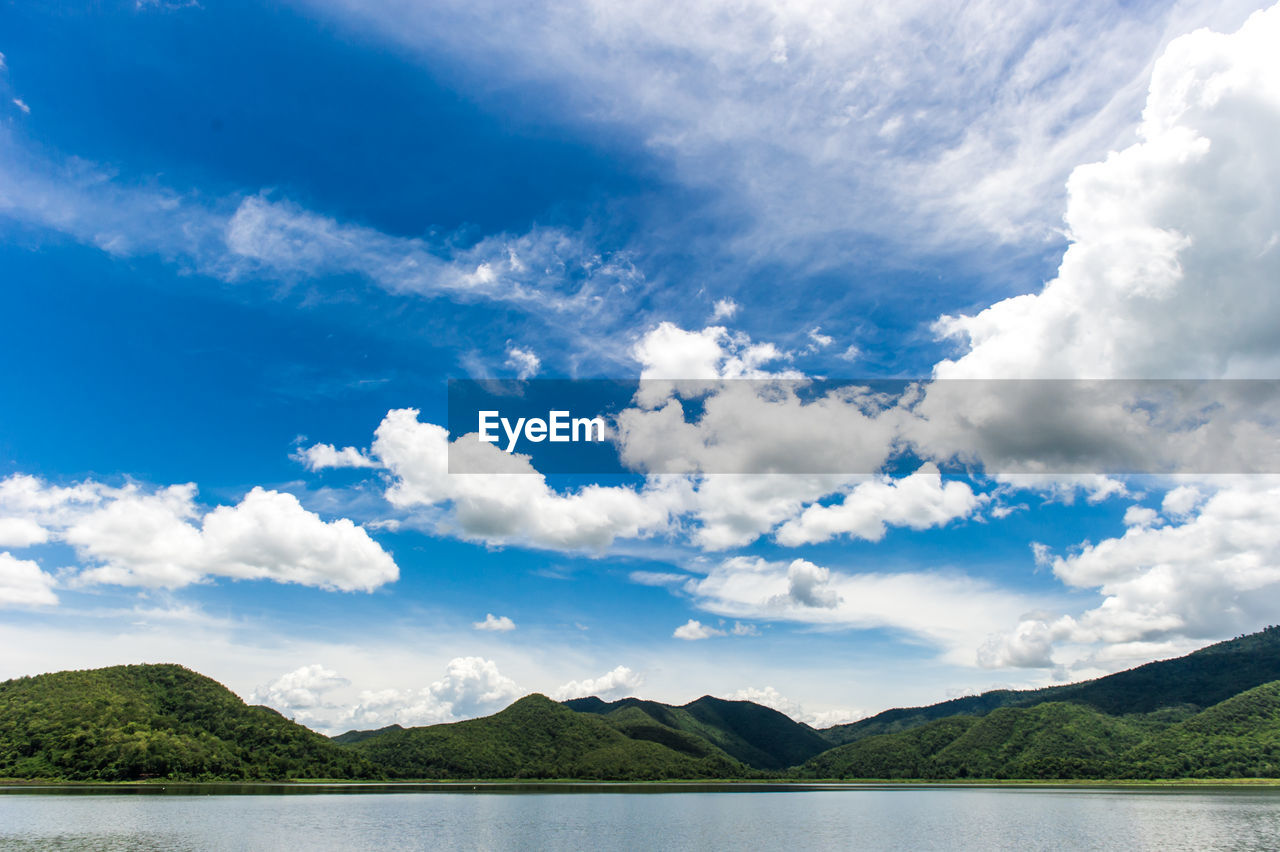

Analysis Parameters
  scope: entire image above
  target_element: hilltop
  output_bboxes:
[564,694,831,770]
[6,627,1280,782]
[341,694,749,780]
[0,664,376,781]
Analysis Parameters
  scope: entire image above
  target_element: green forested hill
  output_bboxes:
[0,664,377,781]
[8,627,1280,783]
[563,694,832,769]
[799,702,1155,779]
[343,694,749,779]
[821,627,1280,745]
[1119,681,1280,778]
[797,685,1280,780]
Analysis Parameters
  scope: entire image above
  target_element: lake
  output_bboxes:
[2,783,1279,850]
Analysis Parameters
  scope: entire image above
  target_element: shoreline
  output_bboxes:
[5,778,1280,792]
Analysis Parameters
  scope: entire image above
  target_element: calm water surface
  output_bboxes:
[2,783,1279,851]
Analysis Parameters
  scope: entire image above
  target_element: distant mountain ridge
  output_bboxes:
[795,682,1280,780]
[5,626,1280,781]
[821,626,1280,745]
[563,694,832,770]
[341,694,749,779]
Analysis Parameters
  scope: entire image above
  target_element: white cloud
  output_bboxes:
[628,571,691,586]
[0,142,640,343]
[473,613,516,632]
[504,345,541,379]
[370,408,690,551]
[977,617,1058,669]
[223,196,620,312]
[11,98,29,115]
[983,477,1280,671]
[775,464,981,546]
[552,665,643,700]
[633,321,795,387]
[0,474,398,592]
[0,552,58,607]
[1162,485,1204,518]
[1122,505,1160,528]
[343,656,523,728]
[728,686,863,727]
[710,298,739,321]
[294,443,379,471]
[251,664,350,726]
[673,619,724,640]
[301,0,1264,257]
[688,555,1047,666]
[0,517,49,548]
[805,327,833,351]
[770,558,839,609]
[256,656,524,731]
[935,6,1280,382]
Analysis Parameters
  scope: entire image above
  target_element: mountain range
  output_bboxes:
[4,626,1280,782]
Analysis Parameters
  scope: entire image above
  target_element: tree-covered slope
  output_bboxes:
[800,703,1156,780]
[564,695,831,770]
[1118,681,1280,779]
[798,716,977,779]
[799,683,1280,780]
[822,626,1280,745]
[0,664,378,781]
[344,694,750,779]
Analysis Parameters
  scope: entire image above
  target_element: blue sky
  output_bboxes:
[3,0,1280,731]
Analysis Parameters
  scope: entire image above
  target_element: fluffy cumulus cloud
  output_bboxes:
[0,474,397,592]
[473,613,516,632]
[366,408,690,551]
[673,619,724,641]
[253,657,524,732]
[775,465,981,546]
[504,345,541,380]
[0,552,58,607]
[688,556,1045,665]
[0,517,49,548]
[935,6,1280,382]
[770,559,840,609]
[896,7,1280,486]
[981,477,1280,672]
[293,443,379,471]
[552,665,643,700]
[341,656,523,729]
[251,664,351,727]
[291,322,991,555]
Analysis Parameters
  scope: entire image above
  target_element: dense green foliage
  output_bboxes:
[345,694,749,779]
[9,627,1280,782]
[0,665,378,781]
[565,695,832,769]
[822,626,1280,746]
[1119,681,1280,779]
[798,686,1280,780]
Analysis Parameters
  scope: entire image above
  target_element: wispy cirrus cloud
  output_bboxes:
[293,0,1266,261]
